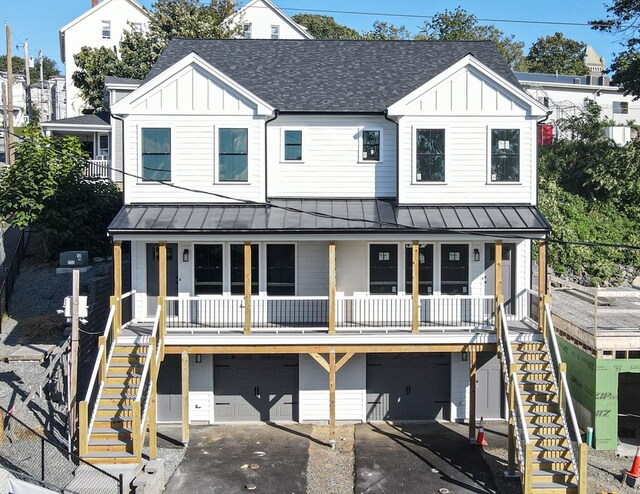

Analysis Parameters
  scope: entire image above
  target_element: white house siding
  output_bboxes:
[298,354,366,422]
[297,242,329,296]
[335,241,369,296]
[450,353,470,421]
[112,117,123,181]
[61,0,148,117]
[189,354,214,423]
[230,0,309,39]
[267,116,396,198]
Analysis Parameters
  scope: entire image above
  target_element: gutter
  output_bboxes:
[264,110,280,203]
[383,110,400,204]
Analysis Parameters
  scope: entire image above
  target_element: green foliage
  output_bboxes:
[0,55,61,82]
[524,32,589,75]
[363,21,412,40]
[72,47,120,112]
[291,13,361,39]
[0,125,121,256]
[416,7,525,68]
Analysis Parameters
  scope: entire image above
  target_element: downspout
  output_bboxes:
[383,109,399,203]
[264,109,280,203]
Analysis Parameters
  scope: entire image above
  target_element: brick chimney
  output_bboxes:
[92,0,98,7]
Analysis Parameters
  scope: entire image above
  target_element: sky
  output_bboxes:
[0,0,631,76]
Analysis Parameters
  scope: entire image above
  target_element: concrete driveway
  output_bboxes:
[164,424,309,493]
[355,422,505,494]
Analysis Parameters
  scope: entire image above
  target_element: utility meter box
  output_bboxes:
[59,251,89,267]
[64,296,88,318]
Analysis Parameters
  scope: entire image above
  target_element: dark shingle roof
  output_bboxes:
[515,71,589,85]
[109,200,549,234]
[42,111,110,126]
[145,39,521,112]
[104,76,143,86]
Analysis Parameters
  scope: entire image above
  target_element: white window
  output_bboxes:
[271,25,280,39]
[218,128,248,182]
[415,129,445,182]
[489,129,520,182]
[243,23,252,39]
[360,129,382,162]
[130,22,144,32]
[101,20,111,39]
[282,129,302,161]
[613,101,629,114]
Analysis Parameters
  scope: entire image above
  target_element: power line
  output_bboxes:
[6,129,640,251]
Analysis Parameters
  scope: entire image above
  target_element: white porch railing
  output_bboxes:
[85,159,110,179]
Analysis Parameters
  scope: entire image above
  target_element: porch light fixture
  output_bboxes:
[195,354,202,363]
[473,249,480,262]
[183,248,189,262]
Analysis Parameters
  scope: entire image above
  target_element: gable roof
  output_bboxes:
[228,0,313,39]
[145,39,521,113]
[60,0,148,34]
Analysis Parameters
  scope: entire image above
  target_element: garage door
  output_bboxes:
[366,353,450,421]
[214,355,298,422]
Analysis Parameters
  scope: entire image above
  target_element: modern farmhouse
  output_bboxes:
[79,39,587,494]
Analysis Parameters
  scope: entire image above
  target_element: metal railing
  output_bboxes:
[85,159,110,179]
[1,406,123,494]
[0,227,29,332]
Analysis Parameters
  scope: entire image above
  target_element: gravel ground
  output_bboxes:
[306,425,355,494]
[142,446,186,486]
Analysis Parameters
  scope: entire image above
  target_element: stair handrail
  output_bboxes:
[135,304,161,403]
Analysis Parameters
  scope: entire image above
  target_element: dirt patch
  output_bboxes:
[306,425,355,494]
[13,314,66,346]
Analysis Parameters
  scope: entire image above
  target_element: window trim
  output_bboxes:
[101,20,111,39]
[266,242,297,296]
[271,25,280,39]
[358,127,383,164]
[486,126,524,185]
[139,126,173,183]
[613,101,629,114]
[412,126,448,184]
[280,128,304,163]
[243,23,252,38]
[215,126,250,184]
[367,242,400,296]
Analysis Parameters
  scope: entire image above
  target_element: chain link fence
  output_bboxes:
[0,406,123,494]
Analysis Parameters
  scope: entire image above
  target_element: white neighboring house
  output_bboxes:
[59,0,149,118]
[227,0,312,39]
[0,73,29,129]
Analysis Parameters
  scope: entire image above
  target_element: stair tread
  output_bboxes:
[107,372,143,377]
[525,411,559,417]
[97,405,134,411]
[91,426,133,435]
[533,457,573,464]
[94,415,134,422]
[532,468,575,476]
[516,359,549,365]
[89,439,132,446]
[520,379,555,385]
[109,362,145,367]
[531,433,567,440]
[82,451,136,458]
[533,445,571,452]
[531,481,578,488]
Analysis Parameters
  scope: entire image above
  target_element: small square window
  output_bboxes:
[271,25,280,39]
[243,23,252,39]
[491,129,520,182]
[362,130,380,161]
[130,22,144,32]
[101,20,111,39]
[416,129,445,182]
[613,101,629,114]
[284,130,302,161]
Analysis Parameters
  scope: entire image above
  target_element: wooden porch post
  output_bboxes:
[494,240,503,301]
[244,242,252,335]
[538,239,547,335]
[181,351,189,445]
[329,350,336,447]
[468,350,477,442]
[411,241,419,334]
[159,242,167,359]
[149,336,158,460]
[113,241,122,333]
[329,242,336,334]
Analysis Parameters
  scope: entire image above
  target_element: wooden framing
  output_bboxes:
[468,350,476,442]
[159,242,167,358]
[507,363,517,475]
[149,336,158,460]
[244,242,252,335]
[328,242,336,334]
[411,241,419,334]
[494,240,502,300]
[113,241,122,332]
[78,401,88,457]
[132,401,142,459]
[166,344,496,355]
[181,351,189,445]
[538,239,547,335]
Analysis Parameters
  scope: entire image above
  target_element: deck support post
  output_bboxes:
[411,241,419,334]
[329,350,336,447]
[113,241,122,333]
[149,336,158,460]
[507,363,517,476]
[538,239,547,336]
[181,351,189,446]
[494,240,503,302]
[244,242,252,335]
[328,242,336,334]
[468,350,477,442]
[159,242,167,359]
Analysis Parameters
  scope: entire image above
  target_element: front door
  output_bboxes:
[485,243,515,313]
[475,352,503,419]
[440,245,469,295]
[146,243,179,316]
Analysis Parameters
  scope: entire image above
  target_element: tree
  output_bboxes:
[524,33,589,75]
[363,21,411,40]
[291,13,361,39]
[0,55,60,82]
[0,125,122,256]
[72,0,239,112]
[592,1,640,97]
[416,7,525,69]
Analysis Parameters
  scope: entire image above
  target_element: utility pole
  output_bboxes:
[23,39,31,121]
[5,24,14,167]
[39,50,46,121]
[69,270,80,451]
[2,83,8,160]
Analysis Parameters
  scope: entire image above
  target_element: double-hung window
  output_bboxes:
[613,101,629,114]
[490,129,520,182]
[404,244,433,295]
[101,20,111,39]
[271,25,280,39]
[219,128,248,182]
[243,23,252,38]
[267,244,295,295]
[194,244,223,295]
[283,130,302,161]
[230,244,259,295]
[141,128,171,181]
[416,129,445,182]
[361,130,380,161]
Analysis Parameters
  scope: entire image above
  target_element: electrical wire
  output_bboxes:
[6,129,640,251]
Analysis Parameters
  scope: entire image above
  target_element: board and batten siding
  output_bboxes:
[267,116,396,198]
[298,354,366,422]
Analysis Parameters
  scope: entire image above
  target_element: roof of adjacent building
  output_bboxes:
[108,200,550,235]
[104,76,143,86]
[515,71,590,85]
[145,39,521,112]
[42,111,110,127]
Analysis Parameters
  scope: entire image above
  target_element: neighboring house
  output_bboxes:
[227,0,312,39]
[0,73,29,128]
[59,0,149,118]
[584,45,606,76]
[77,39,587,493]
[31,76,67,122]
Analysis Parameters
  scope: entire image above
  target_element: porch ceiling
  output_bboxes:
[108,199,550,235]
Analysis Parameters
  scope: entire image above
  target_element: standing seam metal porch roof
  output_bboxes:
[108,200,550,235]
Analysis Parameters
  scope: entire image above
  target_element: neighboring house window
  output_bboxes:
[230,244,259,295]
[243,23,252,38]
[267,244,295,295]
[613,101,629,114]
[219,128,248,182]
[490,129,520,182]
[362,130,380,161]
[370,244,398,294]
[284,130,302,161]
[141,128,171,181]
[130,22,144,32]
[404,244,433,295]
[416,129,445,182]
[271,25,280,39]
[194,244,223,295]
[101,20,111,39]
[97,134,109,159]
